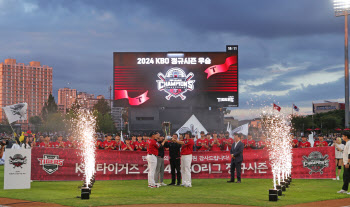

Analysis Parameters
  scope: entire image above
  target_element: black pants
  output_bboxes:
[342,166,350,191]
[230,160,242,182]
[170,158,181,184]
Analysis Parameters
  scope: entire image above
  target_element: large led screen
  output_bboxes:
[113,45,238,107]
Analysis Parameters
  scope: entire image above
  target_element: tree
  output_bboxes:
[291,109,345,136]
[94,111,115,133]
[29,116,42,132]
[93,98,110,115]
[41,94,58,121]
[40,113,66,133]
[291,115,313,135]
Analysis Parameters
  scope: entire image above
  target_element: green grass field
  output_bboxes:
[0,165,348,207]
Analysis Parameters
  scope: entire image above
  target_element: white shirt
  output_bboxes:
[332,143,345,159]
[343,140,350,165]
[11,143,21,149]
[234,140,240,149]
[21,143,31,149]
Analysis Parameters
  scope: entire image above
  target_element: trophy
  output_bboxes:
[162,122,172,139]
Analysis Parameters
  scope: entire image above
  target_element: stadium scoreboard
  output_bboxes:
[113,45,238,108]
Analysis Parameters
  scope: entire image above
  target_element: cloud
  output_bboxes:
[0,0,346,121]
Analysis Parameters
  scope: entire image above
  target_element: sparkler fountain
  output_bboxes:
[262,109,292,201]
[72,109,97,199]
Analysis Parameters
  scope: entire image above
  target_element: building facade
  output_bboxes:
[76,92,106,110]
[58,89,108,112]
[313,102,345,114]
[0,58,53,128]
[57,88,77,113]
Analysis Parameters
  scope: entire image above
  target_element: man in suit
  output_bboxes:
[227,133,244,183]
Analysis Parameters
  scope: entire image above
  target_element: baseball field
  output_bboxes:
[0,166,349,207]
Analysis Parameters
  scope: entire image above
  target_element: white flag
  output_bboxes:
[232,123,249,136]
[2,103,28,124]
[226,122,234,138]
[176,114,208,136]
[120,131,124,142]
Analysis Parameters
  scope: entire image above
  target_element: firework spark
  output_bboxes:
[262,108,292,189]
[73,109,96,187]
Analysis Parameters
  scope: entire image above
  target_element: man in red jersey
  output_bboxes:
[147,131,160,188]
[134,134,146,151]
[143,134,149,142]
[39,135,51,148]
[130,134,137,148]
[291,134,299,148]
[222,131,234,151]
[314,135,329,147]
[123,138,135,151]
[36,135,44,147]
[114,134,125,150]
[66,135,78,148]
[95,134,102,150]
[257,135,267,149]
[196,131,209,151]
[299,136,311,148]
[49,136,59,148]
[219,131,225,140]
[209,132,222,151]
[173,131,194,187]
[50,135,65,148]
[102,134,115,150]
[242,134,256,150]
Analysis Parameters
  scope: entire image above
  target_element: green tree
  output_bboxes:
[94,111,115,133]
[93,98,110,115]
[29,116,42,132]
[41,94,58,121]
[321,115,340,130]
[40,113,66,133]
[291,115,313,135]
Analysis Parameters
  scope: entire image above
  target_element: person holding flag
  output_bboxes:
[2,103,28,137]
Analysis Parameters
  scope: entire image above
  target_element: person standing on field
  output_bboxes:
[146,131,160,188]
[332,137,344,181]
[173,131,194,187]
[337,132,350,194]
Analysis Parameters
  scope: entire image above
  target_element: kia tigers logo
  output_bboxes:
[38,154,64,174]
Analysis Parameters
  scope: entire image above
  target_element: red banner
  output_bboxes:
[31,147,335,181]
[204,56,237,79]
[114,90,149,105]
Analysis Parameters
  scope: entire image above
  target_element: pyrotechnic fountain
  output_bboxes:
[262,109,292,201]
[72,109,96,199]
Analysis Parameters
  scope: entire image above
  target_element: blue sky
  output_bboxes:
[0,0,347,120]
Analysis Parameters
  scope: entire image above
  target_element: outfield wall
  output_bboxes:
[31,147,335,181]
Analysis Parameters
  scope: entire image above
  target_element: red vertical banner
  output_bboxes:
[31,147,335,181]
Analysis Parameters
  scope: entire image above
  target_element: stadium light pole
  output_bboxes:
[334,0,350,127]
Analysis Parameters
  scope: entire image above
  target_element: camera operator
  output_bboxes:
[0,139,8,164]
[167,133,182,185]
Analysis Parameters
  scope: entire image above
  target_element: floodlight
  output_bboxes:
[333,0,350,128]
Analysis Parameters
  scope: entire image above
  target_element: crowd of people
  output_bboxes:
[0,131,267,152]
[1,130,349,190]
[0,130,344,153]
